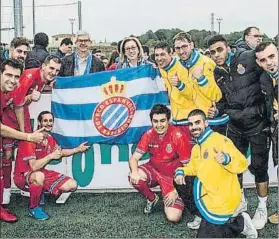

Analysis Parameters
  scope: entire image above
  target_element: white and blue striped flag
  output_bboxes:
[51,65,169,148]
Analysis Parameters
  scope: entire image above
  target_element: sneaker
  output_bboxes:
[232,200,248,217]
[2,188,11,205]
[28,207,49,220]
[252,205,267,230]
[268,212,278,224]
[187,215,202,229]
[21,190,30,197]
[241,212,258,238]
[144,194,159,214]
[0,207,17,222]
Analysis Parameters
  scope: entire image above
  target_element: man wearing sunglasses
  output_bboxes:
[59,30,105,77]
[235,26,263,50]
[208,35,269,230]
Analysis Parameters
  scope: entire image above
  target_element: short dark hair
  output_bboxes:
[43,55,62,65]
[243,26,259,39]
[60,38,73,46]
[37,110,54,129]
[37,111,54,122]
[188,109,206,121]
[255,41,273,53]
[34,32,49,48]
[92,48,101,54]
[149,104,171,121]
[142,45,149,56]
[207,35,228,47]
[1,59,24,74]
[154,42,171,54]
[10,37,29,49]
[100,55,108,60]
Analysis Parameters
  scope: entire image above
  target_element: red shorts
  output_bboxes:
[14,169,71,194]
[139,162,184,210]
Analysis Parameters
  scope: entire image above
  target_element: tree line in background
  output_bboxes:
[111,28,277,50]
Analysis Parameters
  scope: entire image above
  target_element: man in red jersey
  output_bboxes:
[0,59,44,222]
[1,55,62,205]
[14,111,89,220]
[128,104,191,222]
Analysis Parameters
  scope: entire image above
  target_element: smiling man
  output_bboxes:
[0,59,44,222]
[174,109,257,238]
[128,104,191,222]
[59,30,104,76]
[1,55,61,205]
[8,37,30,65]
[13,111,89,220]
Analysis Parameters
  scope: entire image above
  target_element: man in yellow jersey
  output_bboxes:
[154,42,221,140]
[174,109,258,238]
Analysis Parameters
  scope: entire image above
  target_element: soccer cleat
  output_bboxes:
[28,207,49,220]
[232,200,248,217]
[144,194,159,214]
[252,205,267,229]
[2,188,11,205]
[241,212,258,238]
[0,207,17,222]
[268,212,278,224]
[187,215,202,229]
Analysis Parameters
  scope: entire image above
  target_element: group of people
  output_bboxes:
[0,26,277,238]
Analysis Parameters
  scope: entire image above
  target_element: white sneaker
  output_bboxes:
[241,212,258,238]
[2,188,11,205]
[21,190,30,197]
[252,205,267,230]
[187,215,202,229]
[232,200,248,217]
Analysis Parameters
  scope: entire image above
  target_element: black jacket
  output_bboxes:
[55,49,65,59]
[25,45,50,69]
[260,72,278,125]
[59,52,105,76]
[214,48,267,134]
[235,39,253,50]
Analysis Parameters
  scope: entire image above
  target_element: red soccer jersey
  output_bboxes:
[12,68,45,107]
[0,91,15,154]
[135,125,191,176]
[14,135,57,173]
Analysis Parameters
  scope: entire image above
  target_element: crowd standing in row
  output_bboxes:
[0,26,277,238]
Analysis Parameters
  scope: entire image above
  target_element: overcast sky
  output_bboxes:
[1,0,278,44]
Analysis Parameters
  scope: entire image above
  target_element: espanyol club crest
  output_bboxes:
[93,76,136,137]
[237,64,246,75]
[166,144,173,153]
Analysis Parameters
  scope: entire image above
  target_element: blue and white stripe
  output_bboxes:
[51,65,168,148]
[172,115,229,126]
[193,177,232,225]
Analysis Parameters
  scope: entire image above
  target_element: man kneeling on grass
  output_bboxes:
[128,104,192,222]
[174,109,258,238]
[13,111,90,220]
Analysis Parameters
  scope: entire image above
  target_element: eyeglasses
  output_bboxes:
[174,44,190,52]
[249,34,263,38]
[77,39,90,43]
[124,46,137,52]
[209,47,225,56]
